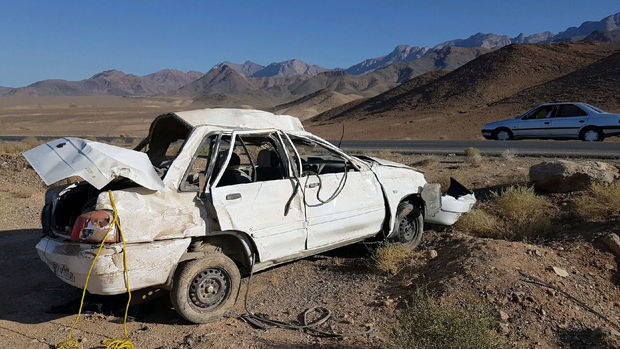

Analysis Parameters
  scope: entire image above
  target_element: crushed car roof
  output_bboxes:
[171,108,305,131]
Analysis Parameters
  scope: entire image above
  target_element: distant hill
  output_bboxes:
[343,12,620,75]
[552,12,620,42]
[493,51,620,110]
[6,69,203,97]
[250,59,331,78]
[315,70,450,121]
[215,61,264,76]
[0,87,11,96]
[584,28,620,43]
[270,89,363,120]
[314,42,620,121]
[346,46,430,75]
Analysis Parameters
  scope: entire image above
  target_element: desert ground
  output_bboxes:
[1,142,619,348]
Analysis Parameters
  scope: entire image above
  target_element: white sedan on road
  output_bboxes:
[482,102,620,141]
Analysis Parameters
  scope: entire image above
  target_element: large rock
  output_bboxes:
[529,160,619,192]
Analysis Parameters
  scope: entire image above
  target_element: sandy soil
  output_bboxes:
[0,150,619,348]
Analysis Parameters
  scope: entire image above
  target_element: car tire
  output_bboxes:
[492,128,512,141]
[170,253,240,324]
[580,127,603,142]
[392,202,423,249]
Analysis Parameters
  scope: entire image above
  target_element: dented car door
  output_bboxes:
[286,135,385,249]
[208,131,307,262]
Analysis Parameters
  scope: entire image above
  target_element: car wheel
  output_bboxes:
[392,202,423,249]
[493,128,512,141]
[170,253,240,324]
[581,127,603,142]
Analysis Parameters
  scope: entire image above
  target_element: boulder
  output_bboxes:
[529,160,619,192]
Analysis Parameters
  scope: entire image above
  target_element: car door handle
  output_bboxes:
[578,120,585,123]
[544,121,550,125]
[226,193,242,200]
[306,183,319,188]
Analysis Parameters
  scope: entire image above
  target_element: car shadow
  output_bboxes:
[0,228,183,325]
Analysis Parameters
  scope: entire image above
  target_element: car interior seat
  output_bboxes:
[256,149,284,181]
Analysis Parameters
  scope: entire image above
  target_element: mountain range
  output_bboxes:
[2,10,619,113]
[5,69,203,97]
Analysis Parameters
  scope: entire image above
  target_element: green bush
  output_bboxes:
[389,289,507,349]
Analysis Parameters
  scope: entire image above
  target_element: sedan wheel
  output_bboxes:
[170,253,240,323]
[582,129,602,142]
[495,129,511,141]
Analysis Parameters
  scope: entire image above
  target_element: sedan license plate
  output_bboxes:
[51,262,75,282]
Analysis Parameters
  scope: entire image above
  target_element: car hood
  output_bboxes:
[23,137,164,190]
[358,156,413,170]
[483,119,516,129]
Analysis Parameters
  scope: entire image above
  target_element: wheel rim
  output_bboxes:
[584,130,599,142]
[189,267,230,309]
[399,215,418,243]
[497,131,509,141]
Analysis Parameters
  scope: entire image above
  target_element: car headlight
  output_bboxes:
[71,210,118,242]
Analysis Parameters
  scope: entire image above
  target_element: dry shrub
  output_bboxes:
[574,182,620,220]
[455,208,504,238]
[389,288,507,349]
[491,186,553,239]
[413,157,439,168]
[464,147,482,167]
[456,186,553,240]
[374,244,415,275]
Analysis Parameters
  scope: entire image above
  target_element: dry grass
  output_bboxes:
[0,137,44,154]
[573,182,620,221]
[457,186,553,240]
[374,244,415,275]
[464,147,482,167]
[455,208,504,238]
[389,288,508,349]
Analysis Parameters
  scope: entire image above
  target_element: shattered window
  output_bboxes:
[287,136,357,176]
[212,134,289,187]
[181,136,216,191]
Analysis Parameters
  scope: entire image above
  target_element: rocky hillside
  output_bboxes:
[315,42,620,121]
[494,50,620,111]
[6,69,203,97]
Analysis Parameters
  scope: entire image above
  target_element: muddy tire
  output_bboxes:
[170,253,240,324]
[392,202,423,249]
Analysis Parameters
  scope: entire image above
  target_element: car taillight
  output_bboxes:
[71,210,118,243]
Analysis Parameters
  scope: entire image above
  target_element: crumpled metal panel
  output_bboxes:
[23,137,164,190]
[96,187,210,243]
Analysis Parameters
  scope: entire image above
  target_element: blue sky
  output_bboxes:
[0,1,618,87]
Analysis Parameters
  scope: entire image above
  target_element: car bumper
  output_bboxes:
[36,236,191,295]
[481,129,493,139]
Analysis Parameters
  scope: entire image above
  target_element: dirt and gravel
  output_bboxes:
[0,151,619,348]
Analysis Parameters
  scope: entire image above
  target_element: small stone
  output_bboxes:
[499,310,509,321]
[426,250,438,259]
[384,299,394,307]
[551,266,569,278]
[499,323,510,334]
[602,233,620,256]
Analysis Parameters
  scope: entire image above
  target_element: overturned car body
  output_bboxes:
[25,108,475,323]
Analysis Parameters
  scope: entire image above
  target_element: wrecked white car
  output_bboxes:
[24,108,475,323]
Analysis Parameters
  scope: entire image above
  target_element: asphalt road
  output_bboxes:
[337,139,620,158]
[1,136,618,158]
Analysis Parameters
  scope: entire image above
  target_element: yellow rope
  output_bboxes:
[56,190,135,349]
